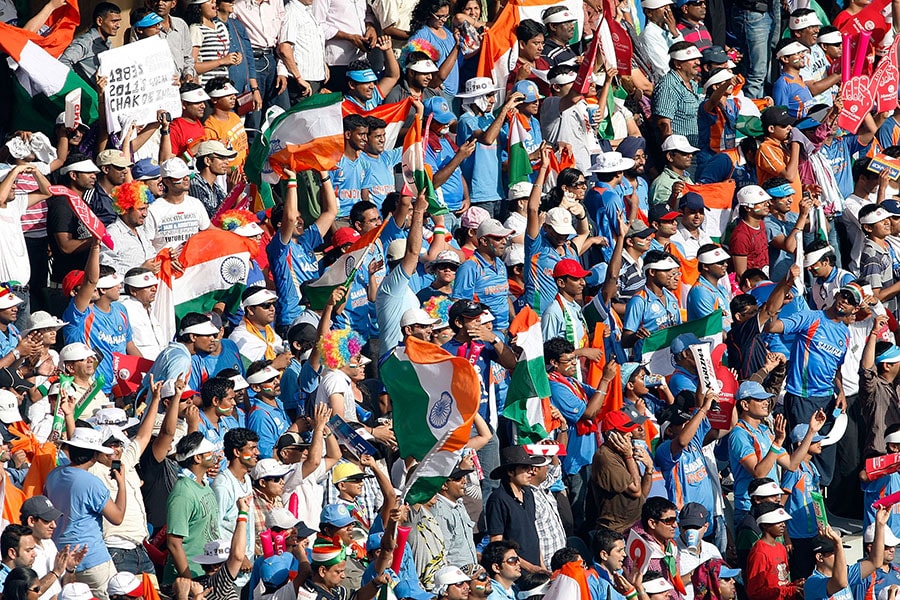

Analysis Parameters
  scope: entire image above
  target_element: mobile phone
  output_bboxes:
[466,134,478,145]
[110,460,121,476]
[162,111,171,123]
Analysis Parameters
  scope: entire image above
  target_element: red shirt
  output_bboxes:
[169,118,206,158]
[745,539,802,600]
[729,220,770,271]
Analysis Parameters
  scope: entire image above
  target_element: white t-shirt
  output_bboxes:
[33,538,61,600]
[314,369,357,422]
[540,97,601,174]
[88,440,149,546]
[120,295,165,360]
[229,321,285,364]
[282,460,327,539]
[144,195,211,252]
[0,192,30,284]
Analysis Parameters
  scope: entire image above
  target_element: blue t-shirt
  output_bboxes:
[765,213,799,282]
[247,398,290,458]
[0,324,19,359]
[457,112,503,204]
[453,252,511,331]
[728,420,777,514]
[548,377,598,475]
[63,301,133,394]
[623,288,682,359]
[189,339,245,391]
[617,177,649,216]
[686,277,731,326]
[782,460,820,540]
[821,134,864,201]
[523,232,578,315]
[360,148,402,210]
[585,183,624,262]
[375,265,419,357]
[589,567,628,600]
[330,154,367,217]
[425,137,465,211]
[409,26,461,95]
[773,73,813,118]
[804,563,861,600]
[266,224,324,329]
[45,465,112,570]
[655,417,715,526]
[781,310,849,397]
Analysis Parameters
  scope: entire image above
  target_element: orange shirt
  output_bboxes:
[204,112,249,168]
[755,137,802,211]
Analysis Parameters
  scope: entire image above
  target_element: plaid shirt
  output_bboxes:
[324,461,385,529]
[651,70,702,147]
[531,465,567,566]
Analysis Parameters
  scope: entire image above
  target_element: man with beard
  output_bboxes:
[189,141,237,217]
[246,363,290,458]
[619,137,649,220]
[88,149,132,226]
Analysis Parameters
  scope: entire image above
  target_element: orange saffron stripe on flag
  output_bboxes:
[269,135,344,176]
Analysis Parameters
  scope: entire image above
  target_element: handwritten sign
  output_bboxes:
[97,36,182,133]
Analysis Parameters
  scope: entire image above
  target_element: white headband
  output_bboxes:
[670,46,703,61]
[59,159,100,175]
[776,41,808,58]
[703,69,733,90]
[96,273,122,289]
[860,207,892,225]
[698,247,730,264]
[549,72,577,85]
[246,366,279,384]
[124,272,159,288]
[181,88,211,103]
[803,246,834,267]
[644,257,681,271]
[789,12,821,30]
[886,431,900,444]
[818,31,842,45]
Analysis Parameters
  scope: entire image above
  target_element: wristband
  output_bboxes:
[238,510,249,516]
[66,568,75,574]
[287,178,297,183]
[237,517,248,524]
[286,183,298,189]
[251,87,260,92]
[625,589,638,600]
[770,445,786,456]
[11,348,20,360]
[160,130,169,135]
[320,176,331,183]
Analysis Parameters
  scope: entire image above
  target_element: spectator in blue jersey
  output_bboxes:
[456,78,524,218]
[62,240,141,395]
[140,312,216,400]
[498,80,543,185]
[589,528,630,600]
[622,251,682,358]
[586,152,635,262]
[360,114,407,211]
[728,379,826,528]
[409,0,463,98]
[330,115,369,219]
[246,363,291,458]
[188,313,244,391]
[780,423,826,578]
[805,240,855,311]
[541,259,603,366]
[424,97,476,228]
[452,219,515,332]
[197,376,239,452]
[666,333,705,404]
[267,168,338,336]
[763,272,856,486]
[763,177,809,282]
[687,244,732,327]
[772,40,813,119]
[0,289,38,370]
[343,39,401,111]
[804,517,888,600]
[524,149,589,314]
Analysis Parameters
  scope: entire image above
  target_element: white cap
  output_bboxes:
[401,308,441,328]
[477,218,515,239]
[543,8,576,23]
[0,288,24,310]
[124,271,159,288]
[407,58,439,73]
[251,458,293,481]
[756,507,792,525]
[179,320,219,336]
[776,41,809,58]
[242,288,278,308]
[231,374,249,391]
[703,69,734,90]
[433,566,471,596]
[233,222,265,237]
[107,572,143,597]
[0,390,22,424]
[641,0,673,8]
[160,158,191,179]
[750,481,784,497]
[458,77,501,98]
[64,427,114,454]
[669,45,703,61]
[661,134,700,154]
[19,311,67,335]
[246,365,280,385]
[549,71,577,85]
[643,578,675,594]
[789,12,822,30]
[88,407,139,429]
[59,583,95,600]
[507,181,534,200]
[864,522,900,546]
[195,140,238,159]
[697,246,730,264]
[545,206,577,236]
[386,238,408,262]
[860,207,892,225]
[180,87,211,103]
[590,151,635,173]
[504,244,525,267]
[96,272,123,290]
[643,256,681,271]
[265,507,301,529]
[99,424,129,445]
[737,184,771,207]
[885,431,900,445]
[175,436,221,461]
[208,83,240,98]
[192,539,230,564]
[59,342,96,363]
[59,159,100,175]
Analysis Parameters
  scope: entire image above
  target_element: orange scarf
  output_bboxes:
[243,317,277,360]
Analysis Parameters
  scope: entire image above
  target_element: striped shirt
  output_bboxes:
[16,173,46,238]
[652,70,702,146]
[190,21,230,84]
[280,0,326,81]
[676,20,712,51]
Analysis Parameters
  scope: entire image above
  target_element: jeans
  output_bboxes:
[109,546,155,577]
[706,514,729,556]
[564,465,591,530]
[477,432,500,504]
[733,9,772,99]
[245,49,289,141]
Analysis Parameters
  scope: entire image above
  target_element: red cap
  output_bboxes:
[326,227,360,252]
[62,270,86,297]
[552,259,591,279]
[601,410,642,434]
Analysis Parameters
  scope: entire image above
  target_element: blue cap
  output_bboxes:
[348,69,378,83]
[366,532,384,552]
[719,565,741,579]
[135,12,164,27]
[132,158,160,180]
[513,80,542,103]
[424,97,456,125]
[260,553,294,586]
[678,191,704,211]
[671,333,702,355]
[320,503,355,528]
[883,199,900,215]
[736,381,774,401]
[790,423,825,444]
[765,183,795,199]
[700,46,728,65]
[876,344,900,364]
[620,362,643,388]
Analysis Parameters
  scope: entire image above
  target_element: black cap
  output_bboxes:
[812,537,836,554]
[700,45,728,65]
[648,204,681,224]
[449,300,487,324]
[679,502,710,529]
[761,106,796,129]
[448,461,475,480]
[490,445,546,479]
[0,368,33,392]
[287,323,317,345]
[20,496,63,522]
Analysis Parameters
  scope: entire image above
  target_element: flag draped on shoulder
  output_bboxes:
[382,337,481,503]
[0,26,100,135]
[503,307,554,443]
[304,221,386,310]
[401,113,446,215]
[542,561,592,600]
[683,181,736,241]
[152,229,258,341]
[507,114,533,187]
[343,97,414,150]
[245,93,344,208]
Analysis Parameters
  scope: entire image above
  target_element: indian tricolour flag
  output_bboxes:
[401,114,446,215]
[502,307,554,443]
[152,229,258,341]
[641,310,724,377]
[382,337,480,503]
[478,0,584,102]
[303,221,386,310]
[542,561,592,600]
[684,181,736,241]
[245,93,344,208]
[0,25,100,136]
[507,114,533,187]
[343,97,414,151]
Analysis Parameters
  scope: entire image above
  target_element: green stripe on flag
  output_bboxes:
[380,353,435,460]
[641,310,724,354]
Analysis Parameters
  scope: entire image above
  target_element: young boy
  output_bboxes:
[745,503,803,600]
[781,423,825,579]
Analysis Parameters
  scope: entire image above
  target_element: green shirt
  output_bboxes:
[648,167,693,206]
[164,475,220,584]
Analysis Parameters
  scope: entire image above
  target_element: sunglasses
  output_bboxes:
[29,587,40,593]
[504,556,520,564]
[264,476,285,483]
[657,516,678,525]
[256,302,276,309]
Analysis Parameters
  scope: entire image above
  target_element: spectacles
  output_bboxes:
[257,302,276,309]
[451,582,469,588]
[504,556,520,564]
[264,476,285,483]
[570,181,587,188]
[657,516,678,525]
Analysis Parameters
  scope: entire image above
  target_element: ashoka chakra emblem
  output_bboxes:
[220,256,247,285]
[428,391,453,429]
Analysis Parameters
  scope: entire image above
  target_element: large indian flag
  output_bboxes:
[641,310,724,377]
[153,229,258,341]
[0,0,80,58]
[343,97,414,151]
[245,93,344,207]
[0,26,100,136]
[502,307,553,443]
[684,181,736,241]
[303,222,386,310]
[401,113,446,215]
